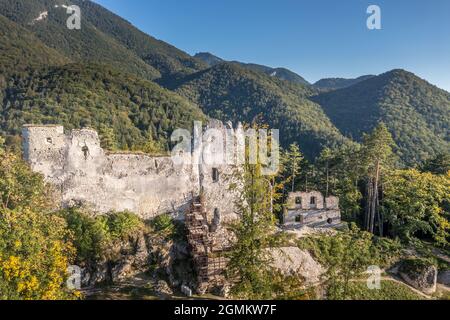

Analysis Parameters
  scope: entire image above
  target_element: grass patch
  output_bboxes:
[345,280,424,300]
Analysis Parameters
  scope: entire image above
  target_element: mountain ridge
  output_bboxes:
[173,62,351,158]
[313,75,376,91]
[312,69,450,164]
[0,0,448,165]
[194,51,310,85]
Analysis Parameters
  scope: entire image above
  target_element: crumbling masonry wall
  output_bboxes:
[283,191,342,228]
[22,124,238,222]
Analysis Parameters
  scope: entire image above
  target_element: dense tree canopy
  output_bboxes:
[312,70,450,165]
[1,63,206,151]
[0,142,76,299]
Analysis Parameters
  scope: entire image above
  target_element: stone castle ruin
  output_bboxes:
[22,123,342,294]
[22,123,342,231]
[22,122,241,293]
[22,123,239,223]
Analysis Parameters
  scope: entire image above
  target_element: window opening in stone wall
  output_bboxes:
[82,145,90,160]
[212,168,219,183]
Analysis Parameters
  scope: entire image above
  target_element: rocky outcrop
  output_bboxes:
[149,236,196,289]
[81,231,152,287]
[267,247,324,285]
[437,270,450,286]
[398,258,438,295]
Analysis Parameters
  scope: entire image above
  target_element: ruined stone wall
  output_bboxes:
[22,125,238,221]
[283,191,342,227]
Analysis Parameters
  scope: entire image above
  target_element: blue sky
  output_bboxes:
[94,0,450,91]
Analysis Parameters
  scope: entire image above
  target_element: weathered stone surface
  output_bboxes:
[88,262,109,285]
[399,259,438,295]
[181,285,193,297]
[79,231,152,287]
[154,280,174,298]
[437,270,450,286]
[111,260,133,283]
[22,124,239,222]
[267,247,324,285]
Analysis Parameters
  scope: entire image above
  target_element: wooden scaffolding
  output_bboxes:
[186,196,230,292]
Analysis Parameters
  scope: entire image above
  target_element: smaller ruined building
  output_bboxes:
[283,191,341,228]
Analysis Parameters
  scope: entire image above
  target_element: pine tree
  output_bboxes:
[361,123,395,235]
[284,143,303,192]
[98,124,118,151]
[227,125,292,299]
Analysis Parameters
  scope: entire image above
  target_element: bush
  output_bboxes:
[60,208,110,264]
[399,258,435,275]
[60,208,145,265]
[297,224,403,300]
[107,211,143,240]
[298,226,401,268]
[151,214,174,232]
[149,214,184,241]
[0,149,77,300]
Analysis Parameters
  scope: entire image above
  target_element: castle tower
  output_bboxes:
[22,125,66,174]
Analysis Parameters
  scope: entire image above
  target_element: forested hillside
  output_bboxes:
[0,0,206,80]
[1,63,206,150]
[70,0,207,78]
[0,0,448,164]
[173,63,351,158]
[0,14,70,77]
[312,70,450,165]
[313,75,375,91]
[194,52,310,85]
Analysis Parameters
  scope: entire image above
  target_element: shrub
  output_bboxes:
[399,258,436,275]
[60,208,145,265]
[0,207,76,300]
[107,211,144,240]
[297,224,403,300]
[151,214,174,233]
[149,214,185,241]
[60,208,110,264]
[0,149,76,299]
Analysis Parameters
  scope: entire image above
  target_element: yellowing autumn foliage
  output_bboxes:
[0,146,77,300]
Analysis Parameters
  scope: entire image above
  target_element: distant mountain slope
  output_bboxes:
[0,14,70,77]
[71,0,207,77]
[194,52,224,67]
[312,69,450,164]
[314,75,375,91]
[236,63,310,86]
[1,0,447,165]
[173,63,350,158]
[194,52,310,85]
[0,0,207,80]
[0,0,162,80]
[1,63,206,149]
